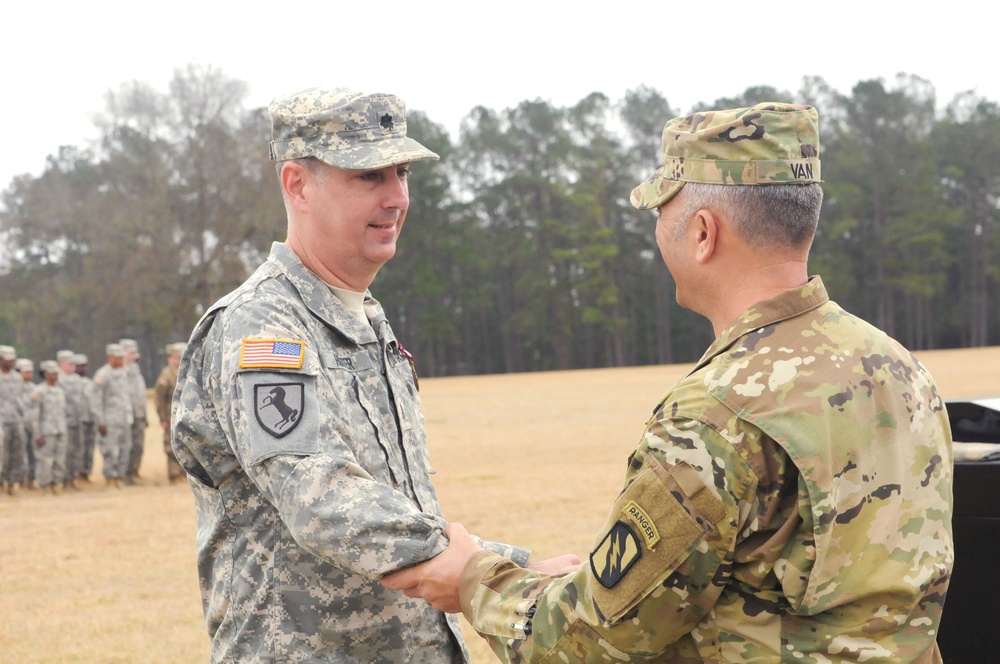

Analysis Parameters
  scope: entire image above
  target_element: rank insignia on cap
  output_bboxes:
[240,339,305,369]
[590,521,642,589]
[254,382,304,437]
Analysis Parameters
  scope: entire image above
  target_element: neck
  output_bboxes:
[707,260,808,336]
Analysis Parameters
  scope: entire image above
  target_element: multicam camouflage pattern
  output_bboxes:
[631,103,822,210]
[172,242,529,663]
[460,277,953,663]
[155,360,184,482]
[268,87,440,170]
[32,381,68,487]
[0,365,21,482]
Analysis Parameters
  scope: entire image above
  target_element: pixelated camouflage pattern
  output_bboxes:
[631,103,822,210]
[172,242,528,663]
[268,87,439,170]
[0,367,20,423]
[32,382,68,487]
[93,364,135,429]
[460,277,952,663]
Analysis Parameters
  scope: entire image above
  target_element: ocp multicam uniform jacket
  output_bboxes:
[460,277,953,663]
[172,242,528,663]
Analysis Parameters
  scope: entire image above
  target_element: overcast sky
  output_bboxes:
[2,1,993,193]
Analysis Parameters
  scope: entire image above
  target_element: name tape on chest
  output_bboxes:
[240,339,305,370]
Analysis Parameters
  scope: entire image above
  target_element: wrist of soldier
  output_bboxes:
[459,549,509,623]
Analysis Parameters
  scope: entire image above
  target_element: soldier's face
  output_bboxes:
[109,355,124,369]
[304,161,411,286]
[655,199,695,308]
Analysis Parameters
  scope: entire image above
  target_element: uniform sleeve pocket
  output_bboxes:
[238,371,320,466]
[588,459,727,623]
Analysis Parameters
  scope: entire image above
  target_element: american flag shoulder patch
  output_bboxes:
[239,338,306,369]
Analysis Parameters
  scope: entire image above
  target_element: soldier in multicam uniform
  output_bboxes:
[120,338,148,484]
[0,346,23,494]
[385,104,955,663]
[15,358,37,490]
[75,353,98,482]
[56,350,84,490]
[93,343,134,488]
[32,361,68,495]
[172,87,534,663]
[154,342,185,483]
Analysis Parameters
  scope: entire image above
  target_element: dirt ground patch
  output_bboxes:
[2,346,997,662]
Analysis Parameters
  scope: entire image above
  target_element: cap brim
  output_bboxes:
[630,165,686,210]
[314,136,439,170]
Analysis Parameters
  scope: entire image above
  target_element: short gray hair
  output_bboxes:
[676,182,823,249]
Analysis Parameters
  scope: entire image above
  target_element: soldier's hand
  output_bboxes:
[98,425,107,436]
[381,522,482,613]
[36,438,45,447]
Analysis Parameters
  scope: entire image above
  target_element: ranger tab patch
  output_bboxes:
[254,383,304,437]
[590,520,642,589]
[240,339,305,369]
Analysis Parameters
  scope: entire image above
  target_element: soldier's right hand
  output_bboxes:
[36,438,45,447]
[98,425,107,436]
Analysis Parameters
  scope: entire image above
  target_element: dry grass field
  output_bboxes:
[2,346,998,663]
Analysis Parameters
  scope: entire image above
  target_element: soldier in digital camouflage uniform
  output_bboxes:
[93,343,134,488]
[33,361,68,495]
[56,349,84,490]
[172,87,533,663]
[0,346,22,494]
[384,103,955,663]
[155,342,185,483]
[75,353,98,482]
[120,338,148,484]
[15,358,37,490]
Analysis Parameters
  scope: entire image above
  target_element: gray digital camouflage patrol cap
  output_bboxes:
[268,87,439,170]
[631,102,821,210]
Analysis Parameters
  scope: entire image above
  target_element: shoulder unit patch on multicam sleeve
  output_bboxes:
[591,521,642,588]
[239,338,305,369]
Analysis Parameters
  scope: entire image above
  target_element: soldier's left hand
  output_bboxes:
[381,522,481,613]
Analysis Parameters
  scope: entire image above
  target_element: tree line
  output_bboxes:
[1,65,997,380]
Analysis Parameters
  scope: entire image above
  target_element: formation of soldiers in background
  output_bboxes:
[0,340,186,496]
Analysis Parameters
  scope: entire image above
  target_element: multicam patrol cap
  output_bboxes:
[630,102,821,210]
[268,87,439,170]
[166,342,187,358]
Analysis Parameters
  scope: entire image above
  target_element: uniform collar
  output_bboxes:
[694,276,829,371]
[265,242,381,345]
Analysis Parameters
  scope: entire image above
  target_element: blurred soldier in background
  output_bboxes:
[2,349,27,496]
[155,342,185,484]
[15,358,37,490]
[93,344,134,489]
[33,361,68,495]
[75,353,98,483]
[56,350,83,491]
[120,339,148,484]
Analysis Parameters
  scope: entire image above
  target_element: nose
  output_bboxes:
[383,171,409,210]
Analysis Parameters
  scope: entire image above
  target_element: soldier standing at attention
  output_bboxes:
[155,342,185,484]
[0,345,19,493]
[2,353,30,496]
[120,338,147,484]
[32,361,68,495]
[75,353,98,483]
[15,358,37,491]
[56,350,83,491]
[384,104,955,663]
[93,344,134,489]
[172,87,545,663]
